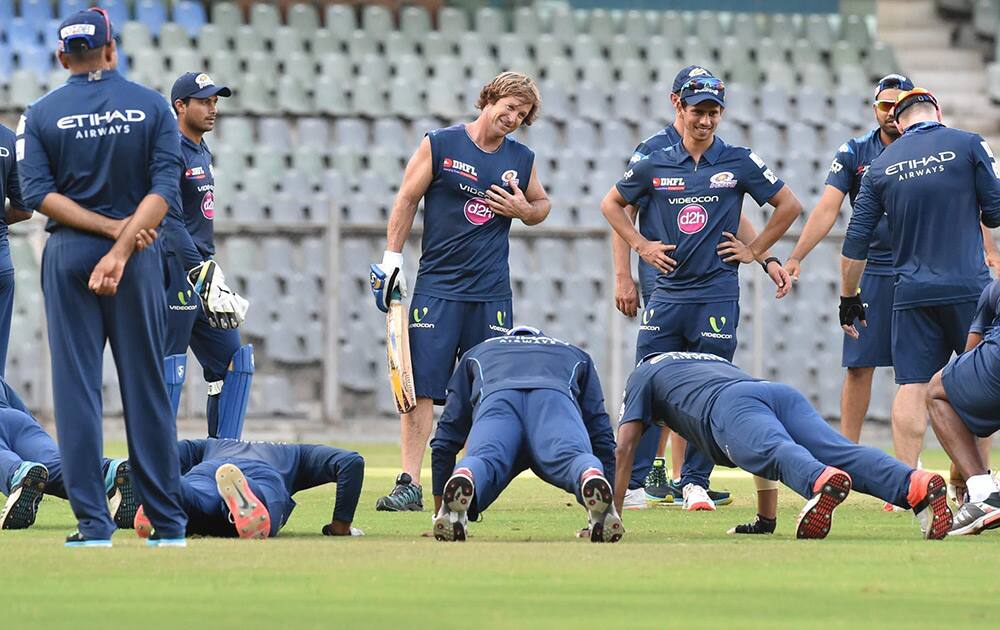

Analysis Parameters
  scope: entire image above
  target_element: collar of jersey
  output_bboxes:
[66,69,120,84]
[670,136,724,167]
[179,133,206,152]
[902,121,944,135]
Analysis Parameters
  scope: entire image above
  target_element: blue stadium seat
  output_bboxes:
[58,0,87,19]
[135,0,167,37]
[21,0,53,24]
[0,45,12,80]
[172,0,206,38]
[0,0,13,24]
[6,17,43,49]
[97,0,131,30]
[19,46,52,81]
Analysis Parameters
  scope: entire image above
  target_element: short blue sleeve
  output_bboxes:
[619,370,654,428]
[15,108,57,211]
[969,280,1000,335]
[971,135,1000,228]
[824,141,858,195]
[842,171,883,261]
[615,156,653,206]
[740,150,784,206]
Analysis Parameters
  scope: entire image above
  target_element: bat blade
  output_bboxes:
[386,299,416,414]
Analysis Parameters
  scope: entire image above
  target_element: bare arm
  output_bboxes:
[718,214,790,298]
[612,204,640,317]
[746,185,803,260]
[484,164,550,226]
[786,185,847,279]
[600,186,676,274]
[36,193,122,240]
[613,422,643,514]
[982,223,1000,274]
[5,207,33,225]
[386,137,433,253]
[965,332,984,352]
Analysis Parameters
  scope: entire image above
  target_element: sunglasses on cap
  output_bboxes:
[680,77,725,95]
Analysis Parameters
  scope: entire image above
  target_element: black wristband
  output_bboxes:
[760,256,781,272]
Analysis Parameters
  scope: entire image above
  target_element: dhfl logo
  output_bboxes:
[464,197,493,225]
[185,166,206,180]
[653,177,685,191]
[201,191,215,219]
[443,157,478,181]
[677,204,708,234]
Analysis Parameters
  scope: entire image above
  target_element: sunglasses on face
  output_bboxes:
[874,99,896,113]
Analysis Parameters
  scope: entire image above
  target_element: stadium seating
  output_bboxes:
[0,1,906,425]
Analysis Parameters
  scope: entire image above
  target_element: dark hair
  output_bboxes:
[63,40,106,64]
[172,97,191,115]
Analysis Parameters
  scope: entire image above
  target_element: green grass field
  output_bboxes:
[3,443,999,628]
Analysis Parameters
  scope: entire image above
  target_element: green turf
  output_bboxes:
[3,444,999,628]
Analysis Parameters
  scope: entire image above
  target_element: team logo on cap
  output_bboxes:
[677,204,708,235]
[689,67,710,77]
[464,197,493,225]
[195,74,214,89]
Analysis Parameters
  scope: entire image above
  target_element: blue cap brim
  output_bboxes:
[188,85,232,99]
[683,93,725,107]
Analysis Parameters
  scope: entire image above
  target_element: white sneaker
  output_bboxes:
[682,483,716,512]
[623,487,649,511]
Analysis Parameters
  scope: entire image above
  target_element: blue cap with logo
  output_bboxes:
[671,65,714,94]
[57,7,114,52]
[678,76,726,108]
[170,72,233,103]
[874,73,914,98]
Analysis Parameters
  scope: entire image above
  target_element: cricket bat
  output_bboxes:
[386,291,416,414]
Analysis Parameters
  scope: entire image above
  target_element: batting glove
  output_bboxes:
[370,250,406,313]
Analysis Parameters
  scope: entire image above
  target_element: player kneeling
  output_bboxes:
[430,326,622,543]
[615,352,952,540]
[134,438,364,542]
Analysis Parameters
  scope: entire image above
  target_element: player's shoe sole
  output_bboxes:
[591,510,625,543]
[434,471,474,542]
[133,505,152,539]
[215,464,270,540]
[106,459,138,530]
[581,471,612,519]
[796,468,851,540]
[1,463,47,530]
[908,471,952,540]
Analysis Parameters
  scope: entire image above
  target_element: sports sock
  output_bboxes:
[966,473,999,503]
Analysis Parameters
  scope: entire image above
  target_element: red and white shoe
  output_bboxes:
[133,505,152,539]
[434,468,474,542]
[579,468,623,543]
[215,464,270,540]
[796,467,851,539]
[682,483,716,512]
[908,470,952,540]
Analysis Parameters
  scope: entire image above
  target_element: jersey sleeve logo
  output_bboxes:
[829,159,843,174]
[982,141,1000,179]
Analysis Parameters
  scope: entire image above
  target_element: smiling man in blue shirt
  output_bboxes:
[602,76,799,511]
[841,88,1000,479]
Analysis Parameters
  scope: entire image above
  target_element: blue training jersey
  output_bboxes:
[415,124,535,302]
[177,438,302,492]
[430,328,616,496]
[970,278,1000,337]
[843,122,1000,309]
[0,124,27,273]
[163,133,216,269]
[629,124,682,300]
[825,128,893,275]
[615,137,784,303]
[620,352,761,467]
[16,69,182,232]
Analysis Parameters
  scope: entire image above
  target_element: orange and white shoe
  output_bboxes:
[907,470,952,540]
[215,464,270,540]
[133,505,152,539]
[796,467,851,539]
[682,483,716,511]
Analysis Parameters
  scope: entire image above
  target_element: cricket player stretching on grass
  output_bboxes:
[0,376,135,531]
[0,123,32,377]
[134,438,364,539]
[163,72,253,439]
[370,72,551,512]
[602,76,799,512]
[841,89,1000,475]
[430,326,620,543]
[16,9,187,547]
[615,352,953,540]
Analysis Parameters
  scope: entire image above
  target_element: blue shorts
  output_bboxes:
[409,294,512,404]
[635,298,739,364]
[842,273,893,368]
[892,301,977,384]
[941,337,1000,438]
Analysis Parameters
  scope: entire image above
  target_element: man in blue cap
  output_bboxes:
[786,75,1000,472]
[602,74,800,512]
[0,122,32,377]
[162,72,253,440]
[842,87,1000,483]
[15,8,187,547]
